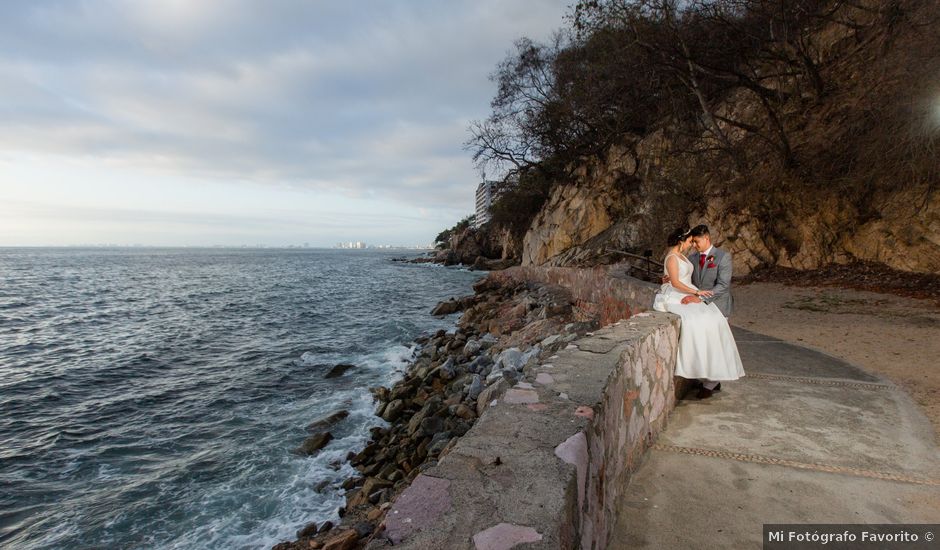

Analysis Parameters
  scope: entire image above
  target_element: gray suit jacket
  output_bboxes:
[691,246,733,317]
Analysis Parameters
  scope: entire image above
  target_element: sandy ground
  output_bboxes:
[731,282,940,443]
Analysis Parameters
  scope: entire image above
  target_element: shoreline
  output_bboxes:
[273,259,940,548]
[273,272,590,549]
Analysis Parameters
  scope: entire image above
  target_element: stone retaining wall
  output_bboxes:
[371,267,681,549]
[486,262,661,327]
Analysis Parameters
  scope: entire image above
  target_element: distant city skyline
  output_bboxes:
[0,1,568,246]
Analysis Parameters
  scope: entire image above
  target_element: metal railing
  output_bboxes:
[605,249,664,281]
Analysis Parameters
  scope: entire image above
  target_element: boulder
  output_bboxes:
[296,432,333,455]
[431,299,459,316]
[324,363,356,378]
[321,529,359,550]
[495,347,525,371]
[296,522,319,539]
[463,339,481,356]
[381,399,406,422]
[306,410,349,431]
[466,374,484,400]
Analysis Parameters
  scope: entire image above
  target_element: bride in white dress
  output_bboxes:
[652,228,745,387]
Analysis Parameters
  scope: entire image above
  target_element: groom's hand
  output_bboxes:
[681,295,702,304]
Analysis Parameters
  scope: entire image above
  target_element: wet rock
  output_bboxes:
[324,363,356,378]
[296,432,333,455]
[296,522,319,538]
[369,386,390,402]
[306,409,349,431]
[381,399,406,422]
[352,521,374,538]
[321,529,358,550]
[362,476,394,494]
[431,299,459,316]
[341,477,362,490]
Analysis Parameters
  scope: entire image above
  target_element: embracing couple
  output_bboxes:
[652,224,745,399]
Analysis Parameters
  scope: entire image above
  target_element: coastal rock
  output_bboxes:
[467,354,493,374]
[321,529,358,550]
[418,416,444,438]
[453,404,476,420]
[369,386,390,402]
[324,364,356,378]
[352,521,374,538]
[306,410,349,431]
[431,299,460,316]
[381,399,406,422]
[296,432,333,455]
[407,396,442,435]
[541,334,561,346]
[463,338,481,356]
[296,522,319,539]
[428,432,453,455]
[495,348,525,371]
[466,375,484,400]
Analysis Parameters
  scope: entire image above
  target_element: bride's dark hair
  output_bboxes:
[666,227,691,246]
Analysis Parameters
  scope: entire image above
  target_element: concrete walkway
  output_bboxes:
[611,327,940,549]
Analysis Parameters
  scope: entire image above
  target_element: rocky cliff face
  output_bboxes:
[512,2,940,276]
[421,224,519,270]
[519,138,940,275]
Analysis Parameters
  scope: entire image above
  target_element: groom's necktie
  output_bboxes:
[699,254,706,269]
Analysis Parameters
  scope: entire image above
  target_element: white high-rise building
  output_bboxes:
[474,180,499,228]
[474,176,519,228]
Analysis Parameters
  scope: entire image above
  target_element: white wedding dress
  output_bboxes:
[652,252,745,381]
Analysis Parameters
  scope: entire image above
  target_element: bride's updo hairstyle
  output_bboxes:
[666,227,691,246]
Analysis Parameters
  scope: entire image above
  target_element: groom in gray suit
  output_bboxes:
[681,224,734,398]
[681,224,734,317]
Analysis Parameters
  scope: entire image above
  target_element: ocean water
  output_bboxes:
[0,248,482,549]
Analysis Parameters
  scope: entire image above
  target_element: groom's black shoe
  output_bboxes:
[696,387,715,399]
[714,383,722,392]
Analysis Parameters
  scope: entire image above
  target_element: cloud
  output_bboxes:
[0,0,569,244]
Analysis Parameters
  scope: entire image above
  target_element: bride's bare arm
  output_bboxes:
[665,256,701,296]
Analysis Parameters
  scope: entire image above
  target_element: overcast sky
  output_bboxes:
[0,1,569,247]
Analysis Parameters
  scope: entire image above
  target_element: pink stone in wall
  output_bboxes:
[554,431,588,511]
[535,372,554,385]
[472,523,543,549]
[384,474,452,544]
